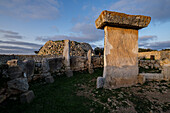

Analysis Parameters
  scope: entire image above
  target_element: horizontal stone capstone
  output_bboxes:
[95,10,151,30]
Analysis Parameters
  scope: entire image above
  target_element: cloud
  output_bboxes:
[0,29,23,40]
[139,35,157,42]
[4,34,23,39]
[0,0,60,19]
[110,0,170,22]
[0,40,42,54]
[36,23,104,42]
[144,40,170,50]
[0,29,18,35]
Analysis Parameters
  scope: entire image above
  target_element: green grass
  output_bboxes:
[0,68,108,113]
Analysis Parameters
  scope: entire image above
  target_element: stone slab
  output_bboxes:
[95,10,151,29]
[103,26,138,89]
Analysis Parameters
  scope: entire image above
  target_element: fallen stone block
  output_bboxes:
[20,90,35,103]
[97,77,104,88]
[45,76,54,83]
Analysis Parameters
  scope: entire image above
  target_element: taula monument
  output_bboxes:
[96,10,151,89]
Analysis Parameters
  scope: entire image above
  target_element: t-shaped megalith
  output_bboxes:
[95,10,151,89]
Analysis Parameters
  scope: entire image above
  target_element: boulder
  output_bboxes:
[7,78,29,92]
[8,66,23,79]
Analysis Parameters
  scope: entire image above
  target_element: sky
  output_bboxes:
[0,0,170,54]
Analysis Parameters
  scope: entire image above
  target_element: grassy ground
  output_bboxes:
[0,68,170,113]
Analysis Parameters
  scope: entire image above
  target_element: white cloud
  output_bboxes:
[36,23,104,42]
[0,0,60,19]
[110,0,170,22]
[0,40,42,54]
[139,35,157,42]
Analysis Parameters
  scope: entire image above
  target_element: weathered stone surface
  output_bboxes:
[20,90,35,103]
[23,60,35,79]
[37,40,93,56]
[103,26,138,89]
[41,72,51,77]
[137,74,145,84]
[92,57,102,68]
[70,56,86,71]
[7,59,22,67]
[48,57,63,73]
[63,40,71,69]
[87,50,94,74]
[63,40,73,77]
[140,73,164,81]
[45,76,54,83]
[95,10,151,29]
[65,70,73,77]
[8,66,23,79]
[42,58,50,73]
[162,65,170,80]
[7,78,29,92]
[97,77,104,88]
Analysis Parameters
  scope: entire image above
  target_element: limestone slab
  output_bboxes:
[103,26,138,88]
[95,10,151,29]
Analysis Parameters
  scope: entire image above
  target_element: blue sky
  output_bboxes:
[0,0,170,54]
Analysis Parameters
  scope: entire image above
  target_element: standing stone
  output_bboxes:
[87,50,94,74]
[95,10,151,89]
[63,40,73,77]
[20,90,35,103]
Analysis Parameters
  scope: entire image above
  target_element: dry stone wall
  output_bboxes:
[0,55,103,104]
[138,51,170,60]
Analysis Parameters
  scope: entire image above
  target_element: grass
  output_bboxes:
[0,68,169,113]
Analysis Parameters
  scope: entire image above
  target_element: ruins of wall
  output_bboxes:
[138,51,170,60]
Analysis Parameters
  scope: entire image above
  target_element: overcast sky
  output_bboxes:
[0,0,170,54]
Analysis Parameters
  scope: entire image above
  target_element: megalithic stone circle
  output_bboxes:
[95,10,151,89]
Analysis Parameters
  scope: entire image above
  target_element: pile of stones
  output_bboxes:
[37,40,93,56]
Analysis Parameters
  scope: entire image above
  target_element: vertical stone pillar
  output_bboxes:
[95,10,151,89]
[63,40,73,77]
[87,50,94,74]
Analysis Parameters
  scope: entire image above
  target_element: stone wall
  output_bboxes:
[138,51,170,60]
[0,55,103,103]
